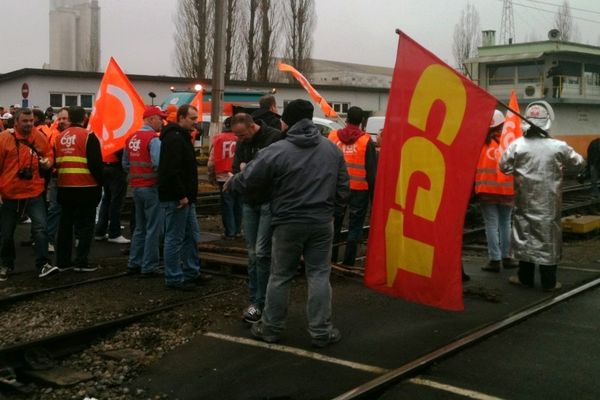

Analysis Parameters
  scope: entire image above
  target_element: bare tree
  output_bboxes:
[452,3,480,73]
[174,0,214,79]
[242,0,260,81]
[283,0,315,76]
[225,0,243,80]
[256,0,279,81]
[554,0,577,41]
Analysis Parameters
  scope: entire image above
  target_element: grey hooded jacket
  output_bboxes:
[229,118,350,226]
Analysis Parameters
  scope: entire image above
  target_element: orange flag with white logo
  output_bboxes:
[191,88,204,117]
[88,57,145,157]
[498,90,522,155]
[364,32,497,311]
[278,63,338,118]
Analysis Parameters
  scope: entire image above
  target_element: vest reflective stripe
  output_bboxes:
[126,130,159,187]
[55,127,98,187]
[475,140,514,196]
[328,130,369,190]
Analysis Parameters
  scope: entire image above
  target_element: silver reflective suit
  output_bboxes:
[499,136,584,265]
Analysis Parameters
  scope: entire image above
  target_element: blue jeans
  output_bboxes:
[243,202,272,307]
[46,176,61,245]
[1,195,49,269]
[333,189,369,265]
[161,201,200,285]
[95,165,127,238]
[219,182,242,237]
[262,222,334,339]
[129,187,164,273]
[480,203,512,261]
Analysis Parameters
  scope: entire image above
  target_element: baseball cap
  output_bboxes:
[143,105,167,119]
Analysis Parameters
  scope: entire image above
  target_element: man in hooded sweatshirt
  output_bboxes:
[328,106,377,266]
[227,99,350,348]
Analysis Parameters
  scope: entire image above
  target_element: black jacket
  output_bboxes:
[229,119,350,226]
[251,108,282,130]
[158,123,198,203]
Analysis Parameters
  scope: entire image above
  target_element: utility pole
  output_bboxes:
[499,0,515,45]
[210,0,226,137]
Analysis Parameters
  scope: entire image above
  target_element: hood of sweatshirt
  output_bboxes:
[285,119,321,148]
[337,124,365,145]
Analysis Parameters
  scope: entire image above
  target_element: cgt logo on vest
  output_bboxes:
[128,137,141,153]
[221,140,236,159]
[60,133,77,148]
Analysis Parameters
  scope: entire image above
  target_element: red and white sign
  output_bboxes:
[21,83,29,99]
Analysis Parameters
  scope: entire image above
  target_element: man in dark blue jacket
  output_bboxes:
[228,99,350,348]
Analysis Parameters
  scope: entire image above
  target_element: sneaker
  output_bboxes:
[250,322,280,344]
[482,260,501,272]
[192,273,212,285]
[94,234,108,241]
[543,282,562,292]
[0,266,8,282]
[311,328,342,348]
[48,243,55,253]
[107,236,131,244]
[140,270,163,278]
[39,263,59,278]
[242,304,262,323]
[502,258,519,269]
[22,217,32,224]
[73,266,98,272]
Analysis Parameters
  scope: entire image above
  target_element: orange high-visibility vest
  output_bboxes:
[475,139,514,196]
[329,130,370,190]
[55,127,98,187]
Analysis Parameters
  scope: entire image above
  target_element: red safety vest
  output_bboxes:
[55,127,98,187]
[328,130,370,190]
[475,139,514,196]
[212,132,237,174]
[126,129,159,187]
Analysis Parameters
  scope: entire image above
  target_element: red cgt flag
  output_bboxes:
[278,63,338,118]
[364,32,497,311]
[88,57,145,157]
[498,90,523,155]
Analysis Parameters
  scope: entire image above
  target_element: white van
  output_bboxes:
[365,116,385,142]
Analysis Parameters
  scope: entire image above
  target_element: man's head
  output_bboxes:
[259,95,277,113]
[231,113,259,142]
[68,106,86,126]
[14,108,34,136]
[281,99,314,130]
[0,106,4,115]
[143,105,167,132]
[346,106,363,127]
[56,107,70,132]
[177,104,198,130]
[489,109,505,134]
[32,108,45,127]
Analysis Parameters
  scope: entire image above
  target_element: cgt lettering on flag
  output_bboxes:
[385,64,466,284]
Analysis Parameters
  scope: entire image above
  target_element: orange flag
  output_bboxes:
[88,57,145,157]
[190,88,204,117]
[497,90,523,156]
[364,32,498,311]
[278,63,338,118]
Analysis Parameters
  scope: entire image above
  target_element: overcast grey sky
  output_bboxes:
[2,0,600,75]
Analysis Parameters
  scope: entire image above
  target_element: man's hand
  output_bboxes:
[223,172,234,192]
[177,197,189,209]
[240,162,247,171]
[39,157,52,169]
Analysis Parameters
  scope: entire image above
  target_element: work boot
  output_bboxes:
[482,260,501,272]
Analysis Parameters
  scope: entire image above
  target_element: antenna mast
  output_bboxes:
[499,0,516,44]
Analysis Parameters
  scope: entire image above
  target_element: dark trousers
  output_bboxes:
[56,203,97,269]
[95,165,127,238]
[0,195,49,269]
[518,261,558,289]
[332,190,370,266]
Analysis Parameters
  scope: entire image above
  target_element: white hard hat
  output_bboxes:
[490,110,505,128]
[523,101,554,131]
[0,112,13,120]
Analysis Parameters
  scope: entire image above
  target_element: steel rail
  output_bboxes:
[0,287,240,369]
[333,276,600,400]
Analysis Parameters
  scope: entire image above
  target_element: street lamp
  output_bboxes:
[148,91,156,105]
[194,84,203,92]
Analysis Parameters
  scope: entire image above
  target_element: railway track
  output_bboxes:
[333,275,600,399]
